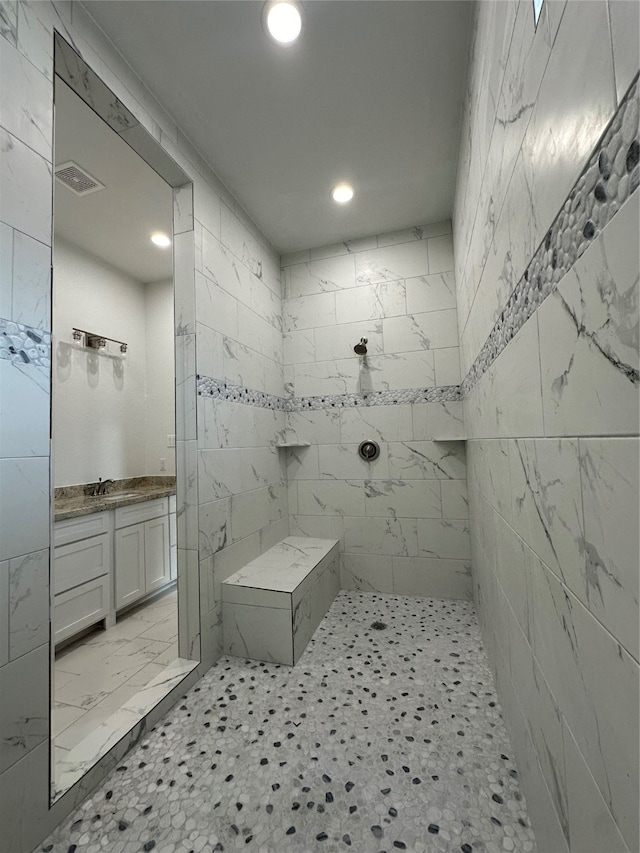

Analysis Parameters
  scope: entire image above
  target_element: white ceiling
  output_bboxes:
[54,79,174,283]
[82,0,473,254]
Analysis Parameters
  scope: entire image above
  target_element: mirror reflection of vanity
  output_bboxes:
[49,34,200,801]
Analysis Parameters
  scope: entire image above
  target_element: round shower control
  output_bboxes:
[358,439,380,461]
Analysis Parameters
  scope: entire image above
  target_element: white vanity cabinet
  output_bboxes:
[53,511,113,644]
[114,497,170,611]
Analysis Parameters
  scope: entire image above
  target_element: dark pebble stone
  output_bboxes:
[371,826,384,839]
[412,778,422,785]
[143,843,156,852]
[461,846,473,853]
[492,793,504,804]
[345,781,355,792]
[71,820,82,830]
[491,817,502,826]
[105,791,113,800]
[43,847,53,852]
[627,140,639,172]
[260,758,268,765]
[544,231,552,250]
[322,774,332,782]
[317,805,325,814]
[143,806,152,815]
[343,835,352,846]
[594,181,607,202]
[599,150,611,179]
[307,802,315,809]
[231,825,239,835]
[292,802,300,811]
[272,783,280,791]
[245,837,253,845]
[388,807,398,818]
[68,847,77,853]
[583,220,596,239]
[286,827,296,835]
[394,843,407,850]
[266,805,273,814]
[118,821,129,831]
[326,792,334,803]
[349,805,358,814]
[316,833,328,841]
[236,803,243,811]
[381,788,391,795]
[428,824,440,834]
[225,775,233,782]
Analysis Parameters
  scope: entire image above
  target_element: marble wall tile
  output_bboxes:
[0,560,8,666]
[288,514,344,544]
[335,281,406,325]
[434,347,461,386]
[340,553,393,593]
[173,183,193,236]
[608,0,640,105]
[530,562,639,851]
[293,357,359,397]
[343,517,418,557]
[339,404,414,443]
[405,271,457,314]
[0,220,11,318]
[440,479,468,518]
[563,720,631,853]
[360,350,436,391]
[237,302,281,362]
[0,356,49,458]
[11,231,51,330]
[0,1,18,46]
[286,445,319,481]
[195,273,238,340]
[172,230,195,336]
[355,241,428,285]
[223,600,292,665]
[8,548,48,660]
[314,319,383,362]
[416,519,471,560]
[494,513,533,642]
[509,439,585,595]
[426,233,454,274]
[175,333,195,442]
[520,0,615,250]
[284,291,336,331]
[538,193,639,436]
[222,338,264,391]
[0,741,50,853]
[467,440,512,522]
[202,228,252,307]
[285,410,341,445]
[0,129,51,245]
[0,37,52,160]
[387,440,466,481]
[392,556,472,599]
[198,498,230,560]
[283,329,315,365]
[176,439,198,553]
[364,478,441,519]
[195,321,223,380]
[377,220,452,248]
[0,457,49,562]
[230,487,270,543]
[296,479,364,518]
[318,443,390,481]
[411,401,465,440]
[382,308,459,353]
[0,643,48,772]
[578,437,639,660]
[285,254,355,298]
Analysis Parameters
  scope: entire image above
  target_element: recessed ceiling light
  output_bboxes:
[331,184,354,204]
[265,1,302,45]
[151,232,171,248]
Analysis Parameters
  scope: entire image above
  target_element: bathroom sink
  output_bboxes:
[101,492,140,502]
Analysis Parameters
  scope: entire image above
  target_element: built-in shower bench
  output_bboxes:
[222,537,339,666]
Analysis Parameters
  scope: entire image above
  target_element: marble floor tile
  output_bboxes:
[42,592,537,853]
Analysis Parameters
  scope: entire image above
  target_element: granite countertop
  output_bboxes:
[54,476,176,521]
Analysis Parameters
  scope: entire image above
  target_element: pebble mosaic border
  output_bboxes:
[196,375,461,411]
[461,74,639,396]
[0,318,51,370]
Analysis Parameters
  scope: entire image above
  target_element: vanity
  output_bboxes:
[53,478,177,645]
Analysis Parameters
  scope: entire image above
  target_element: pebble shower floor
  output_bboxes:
[40,592,537,853]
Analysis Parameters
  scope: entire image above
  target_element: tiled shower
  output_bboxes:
[0,2,638,853]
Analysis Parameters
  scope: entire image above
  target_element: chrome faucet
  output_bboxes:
[90,478,115,496]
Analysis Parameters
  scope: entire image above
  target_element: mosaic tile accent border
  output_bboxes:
[196,375,461,411]
[0,318,51,371]
[461,74,639,396]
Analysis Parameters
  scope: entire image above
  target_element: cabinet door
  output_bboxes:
[115,523,145,610]
[145,515,170,593]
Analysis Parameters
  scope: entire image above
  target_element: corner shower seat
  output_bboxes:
[222,536,340,666]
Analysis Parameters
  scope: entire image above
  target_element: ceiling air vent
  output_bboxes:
[55,161,105,196]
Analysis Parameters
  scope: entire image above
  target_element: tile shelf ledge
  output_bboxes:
[432,436,467,441]
[275,441,312,448]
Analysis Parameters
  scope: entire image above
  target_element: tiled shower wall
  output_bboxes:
[281,223,471,599]
[0,2,285,849]
[453,2,639,853]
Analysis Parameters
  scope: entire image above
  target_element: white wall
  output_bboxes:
[453,2,639,852]
[53,238,148,486]
[145,278,176,477]
[281,221,471,599]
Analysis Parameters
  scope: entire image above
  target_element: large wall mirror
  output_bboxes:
[51,34,199,801]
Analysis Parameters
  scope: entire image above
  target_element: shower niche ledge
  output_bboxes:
[276,440,312,448]
[275,429,311,448]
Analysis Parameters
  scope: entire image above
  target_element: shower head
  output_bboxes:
[354,338,368,355]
